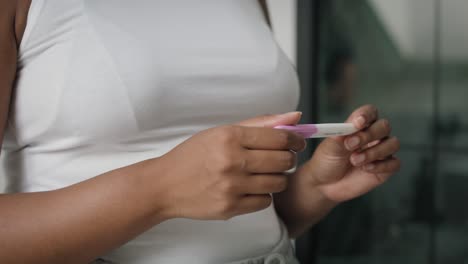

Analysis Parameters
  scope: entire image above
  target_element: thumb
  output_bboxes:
[237,111,302,127]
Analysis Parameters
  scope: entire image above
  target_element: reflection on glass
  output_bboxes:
[440,1,468,148]
[298,0,468,262]
[324,48,357,114]
[313,0,439,263]
[436,8,468,262]
[435,152,468,264]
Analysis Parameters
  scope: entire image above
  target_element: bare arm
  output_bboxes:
[274,164,337,238]
[0,2,170,263]
[0,164,170,264]
[0,0,16,145]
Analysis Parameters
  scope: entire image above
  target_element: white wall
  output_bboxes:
[369,0,414,57]
[272,0,468,62]
[440,0,468,61]
[370,0,468,61]
[369,0,434,59]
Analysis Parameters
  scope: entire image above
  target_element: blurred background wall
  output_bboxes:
[295,0,468,263]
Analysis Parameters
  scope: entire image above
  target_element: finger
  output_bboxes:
[237,112,302,127]
[350,136,400,166]
[245,150,296,173]
[236,194,273,215]
[239,126,306,152]
[344,119,392,151]
[243,174,289,194]
[363,157,401,174]
[345,105,379,130]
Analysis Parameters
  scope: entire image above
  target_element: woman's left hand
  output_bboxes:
[306,104,401,203]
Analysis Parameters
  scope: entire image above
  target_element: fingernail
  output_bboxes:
[346,137,360,150]
[355,116,366,128]
[351,153,366,165]
[277,112,302,121]
[282,111,302,117]
[364,163,375,170]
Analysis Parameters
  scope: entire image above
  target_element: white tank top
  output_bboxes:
[2,0,299,263]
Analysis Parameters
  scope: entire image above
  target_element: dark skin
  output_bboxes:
[0,5,173,262]
[0,1,401,263]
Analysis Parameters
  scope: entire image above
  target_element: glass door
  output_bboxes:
[296,0,468,263]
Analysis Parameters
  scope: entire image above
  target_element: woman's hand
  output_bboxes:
[274,105,400,237]
[154,112,305,220]
[310,104,401,203]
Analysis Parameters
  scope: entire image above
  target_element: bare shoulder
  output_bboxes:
[0,0,17,65]
[0,0,31,44]
[0,0,27,148]
[0,0,16,28]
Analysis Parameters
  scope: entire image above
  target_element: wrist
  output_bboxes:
[301,160,340,209]
[313,185,340,211]
[129,157,175,224]
[274,166,339,237]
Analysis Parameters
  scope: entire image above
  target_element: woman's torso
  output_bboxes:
[2,0,299,263]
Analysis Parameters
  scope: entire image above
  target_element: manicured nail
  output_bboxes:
[346,137,360,150]
[355,116,366,128]
[364,163,375,170]
[283,111,302,117]
[278,111,302,120]
[351,153,366,165]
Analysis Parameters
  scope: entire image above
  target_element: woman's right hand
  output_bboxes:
[151,112,306,220]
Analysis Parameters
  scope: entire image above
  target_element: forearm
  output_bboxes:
[0,158,169,264]
[274,163,337,238]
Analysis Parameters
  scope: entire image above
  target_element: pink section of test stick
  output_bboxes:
[274,124,318,138]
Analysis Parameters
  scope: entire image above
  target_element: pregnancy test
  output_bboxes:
[274,123,358,138]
